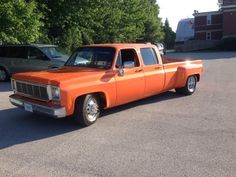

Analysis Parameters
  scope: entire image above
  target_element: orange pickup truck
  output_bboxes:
[9,44,203,126]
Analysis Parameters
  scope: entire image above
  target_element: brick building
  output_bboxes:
[193,0,236,40]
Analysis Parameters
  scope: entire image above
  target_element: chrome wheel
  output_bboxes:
[175,75,198,95]
[0,69,7,81]
[86,98,99,122]
[74,94,101,126]
[187,76,196,92]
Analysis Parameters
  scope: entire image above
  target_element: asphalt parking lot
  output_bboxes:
[0,52,236,177]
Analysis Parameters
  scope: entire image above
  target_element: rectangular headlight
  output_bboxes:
[51,86,60,101]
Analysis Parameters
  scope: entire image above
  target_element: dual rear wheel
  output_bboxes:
[175,75,197,95]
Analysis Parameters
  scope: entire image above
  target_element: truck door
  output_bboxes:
[115,49,145,105]
[140,47,165,97]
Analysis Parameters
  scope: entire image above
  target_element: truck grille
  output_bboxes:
[15,81,50,101]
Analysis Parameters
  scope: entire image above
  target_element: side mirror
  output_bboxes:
[123,61,135,68]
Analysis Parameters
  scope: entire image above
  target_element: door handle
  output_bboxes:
[155,66,162,70]
[135,69,143,72]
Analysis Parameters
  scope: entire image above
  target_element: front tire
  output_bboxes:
[73,94,100,126]
[175,75,197,95]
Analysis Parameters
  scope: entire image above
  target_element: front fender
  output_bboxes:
[64,90,113,116]
[61,82,117,116]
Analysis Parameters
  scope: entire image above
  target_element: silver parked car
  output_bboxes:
[154,42,166,56]
[0,44,68,81]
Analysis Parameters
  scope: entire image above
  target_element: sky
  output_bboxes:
[158,0,219,32]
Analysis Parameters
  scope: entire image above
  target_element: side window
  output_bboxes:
[207,15,212,25]
[4,47,27,58]
[115,49,140,68]
[0,47,10,58]
[28,47,49,60]
[0,47,6,57]
[140,48,159,66]
[206,32,211,40]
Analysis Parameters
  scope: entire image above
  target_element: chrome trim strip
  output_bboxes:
[11,79,16,92]
[47,85,52,100]
[14,80,48,87]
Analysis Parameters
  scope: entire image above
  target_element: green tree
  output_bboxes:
[94,0,164,44]
[0,0,43,44]
[92,0,148,43]
[142,0,164,43]
[0,0,165,50]
[36,0,96,52]
[163,18,176,49]
[36,0,164,52]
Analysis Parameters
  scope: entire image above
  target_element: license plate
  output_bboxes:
[24,103,33,112]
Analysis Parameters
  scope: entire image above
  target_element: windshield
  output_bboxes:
[40,47,66,59]
[65,47,115,69]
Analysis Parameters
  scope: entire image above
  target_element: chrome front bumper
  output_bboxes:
[9,96,66,118]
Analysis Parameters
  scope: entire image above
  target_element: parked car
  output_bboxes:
[9,44,203,126]
[154,42,166,56]
[0,44,68,81]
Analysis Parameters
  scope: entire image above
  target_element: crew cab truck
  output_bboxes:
[9,44,203,126]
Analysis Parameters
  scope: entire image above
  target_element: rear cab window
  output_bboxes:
[140,48,159,66]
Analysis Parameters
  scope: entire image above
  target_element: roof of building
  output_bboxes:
[193,10,222,17]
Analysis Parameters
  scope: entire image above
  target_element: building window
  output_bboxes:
[207,15,212,25]
[206,32,211,40]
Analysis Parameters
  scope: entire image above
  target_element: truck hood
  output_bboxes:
[12,67,112,85]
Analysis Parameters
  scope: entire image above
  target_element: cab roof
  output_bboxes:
[86,43,157,49]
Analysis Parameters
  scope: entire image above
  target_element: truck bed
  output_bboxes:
[162,57,202,66]
[162,57,192,64]
[161,57,203,92]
